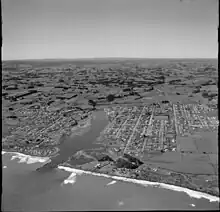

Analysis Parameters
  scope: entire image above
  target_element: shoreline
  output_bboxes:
[58,165,220,203]
[2,150,51,164]
[2,116,94,159]
[2,150,219,203]
[2,147,59,159]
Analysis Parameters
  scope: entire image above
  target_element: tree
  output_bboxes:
[160,75,165,83]
[88,99,97,109]
[202,91,209,98]
[106,94,115,102]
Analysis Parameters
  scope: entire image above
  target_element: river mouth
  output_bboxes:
[37,110,109,171]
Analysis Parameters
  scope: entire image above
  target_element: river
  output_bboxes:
[38,109,108,171]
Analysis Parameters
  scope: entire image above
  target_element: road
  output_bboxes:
[123,106,146,154]
[192,106,206,127]
[114,107,137,138]
[173,104,181,151]
[103,107,127,134]
[159,120,164,150]
[141,106,155,152]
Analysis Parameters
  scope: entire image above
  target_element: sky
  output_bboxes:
[2,0,218,60]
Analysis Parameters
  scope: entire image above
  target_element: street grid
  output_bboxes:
[97,103,218,157]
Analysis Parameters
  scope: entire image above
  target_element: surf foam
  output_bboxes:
[62,173,77,185]
[2,151,50,164]
[106,180,117,186]
[118,201,124,206]
[58,165,220,203]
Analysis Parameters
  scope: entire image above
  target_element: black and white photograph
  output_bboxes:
[2,0,219,211]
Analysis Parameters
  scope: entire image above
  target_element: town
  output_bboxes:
[97,102,218,158]
[2,104,93,157]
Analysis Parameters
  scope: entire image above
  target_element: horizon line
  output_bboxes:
[3,57,218,62]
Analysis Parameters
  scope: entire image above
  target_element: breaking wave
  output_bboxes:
[58,165,220,203]
[2,151,50,164]
[106,180,117,186]
[62,173,77,185]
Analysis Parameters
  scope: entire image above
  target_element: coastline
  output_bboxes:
[2,150,219,203]
[1,148,58,159]
[2,116,93,159]
[58,165,219,203]
[2,150,51,164]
